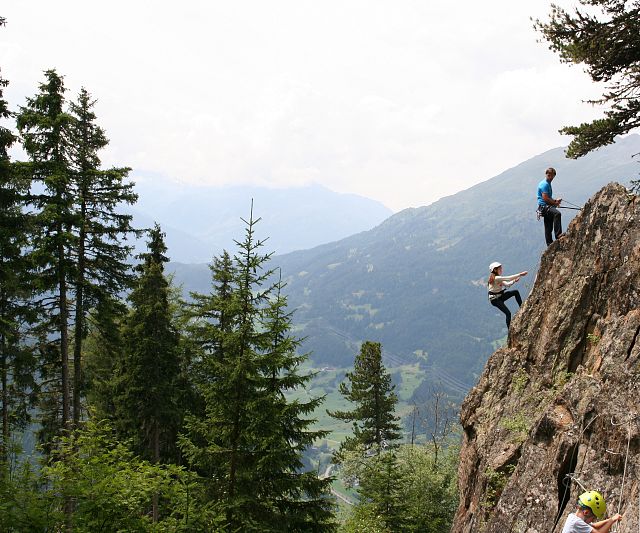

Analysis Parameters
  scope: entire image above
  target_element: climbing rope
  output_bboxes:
[564,473,587,492]
[562,199,583,210]
[552,414,599,531]
[609,415,637,532]
[551,414,600,531]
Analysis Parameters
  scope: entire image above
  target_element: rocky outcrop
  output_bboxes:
[453,183,640,533]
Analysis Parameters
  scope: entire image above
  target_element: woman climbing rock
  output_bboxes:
[487,261,527,328]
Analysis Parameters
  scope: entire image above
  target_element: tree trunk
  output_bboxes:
[73,212,86,428]
[152,420,159,522]
[1,333,8,466]
[59,233,70,431]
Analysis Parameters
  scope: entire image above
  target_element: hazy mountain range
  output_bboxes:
[167,135,640,403]
[126,181,393,262]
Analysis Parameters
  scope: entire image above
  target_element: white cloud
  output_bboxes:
[1,0,608,210]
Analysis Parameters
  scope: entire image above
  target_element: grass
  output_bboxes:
[288,361,427,450]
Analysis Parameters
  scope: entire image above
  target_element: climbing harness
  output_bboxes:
[536,205,547,221]
[536,199,583,220]
[488,289,505,301]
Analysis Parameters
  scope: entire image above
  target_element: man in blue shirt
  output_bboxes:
[537,167,563,246]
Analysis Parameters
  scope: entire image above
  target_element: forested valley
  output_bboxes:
[0,18,459,532]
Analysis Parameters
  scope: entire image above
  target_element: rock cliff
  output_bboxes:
[453,183,640,533]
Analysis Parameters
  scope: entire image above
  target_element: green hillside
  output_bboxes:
[170,135,640,404]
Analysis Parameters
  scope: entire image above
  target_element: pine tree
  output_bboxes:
[534,1,640,159]
[180,210,335,532]
[0,18,38,466]
[82,295,128,421]
[67,87,136,427]
[114,224,183,465]
[328,341,401,457]
[255,273,335,531]
[16,69,76,442]
[355,451,408,532]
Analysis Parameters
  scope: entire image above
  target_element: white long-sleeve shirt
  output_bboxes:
[487,274,519,294]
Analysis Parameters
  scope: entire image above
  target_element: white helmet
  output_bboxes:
[489,262,502,272]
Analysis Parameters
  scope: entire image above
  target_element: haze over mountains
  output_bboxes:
[127,181,393,262]
[167,135,640,401]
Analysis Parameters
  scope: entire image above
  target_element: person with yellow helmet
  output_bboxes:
[561,490,623,532]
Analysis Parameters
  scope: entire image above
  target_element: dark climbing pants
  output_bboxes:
[490,290,522,328]
[542,206,562,246]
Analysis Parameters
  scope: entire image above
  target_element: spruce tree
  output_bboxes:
[355,451,408,532]
[255,273,335,531]
[114,224,183,465]
[0,19,38,466]
[16,69,76,441]
[67,87,136,427]
[180,210,335,532]
[82,295,128,421]
[328,341,401,457]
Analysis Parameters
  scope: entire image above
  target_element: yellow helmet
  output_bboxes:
[578,490,606,519]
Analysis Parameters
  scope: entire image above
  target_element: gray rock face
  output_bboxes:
[453,183,640,533]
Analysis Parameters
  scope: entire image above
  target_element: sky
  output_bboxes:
[1,1,605,211]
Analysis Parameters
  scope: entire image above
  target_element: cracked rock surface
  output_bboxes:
[453,183,640,533]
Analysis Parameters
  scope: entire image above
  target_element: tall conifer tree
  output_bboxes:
[328,341,401,456]
[181,210,335,532]
[67,87,136,426]
[0,17,38,466]
[82,295,127,421]
[16,69,75,441]
[114,224,183,465]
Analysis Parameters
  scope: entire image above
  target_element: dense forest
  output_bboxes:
[0,17,458,532]
[3,0,636,528]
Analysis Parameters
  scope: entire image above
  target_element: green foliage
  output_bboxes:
[499,413,529,444]
[586,333,601,345]
[180,209,335,532]
[535,1,640,158]
[82,296,127,420]
[328,341,402,459]
[338,443,459,533]
[0,45,38,465]
[0,420,212,532]
[113,225,185,464]
[67,86,137,426]
[482,464,515,511]
[16,68,76,442]
[340,504,394,533]
[0,20,16,160]
[14,70,137,443]
[511,368,528,394]
[399,444,459,533]
[553,369,573,391]
[0,456,52,532]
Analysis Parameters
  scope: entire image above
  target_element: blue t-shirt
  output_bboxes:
[537,179,552,207]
